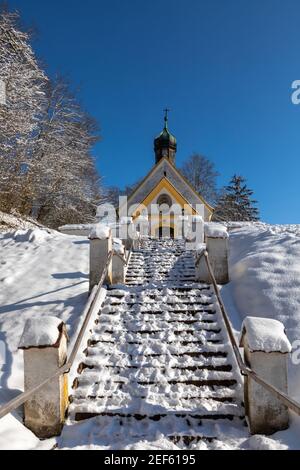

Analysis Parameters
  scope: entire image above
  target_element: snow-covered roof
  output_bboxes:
[240,317,292,353]
[127,158,214,212]
[19,317,66,349]
[89,224,111,240]
[205,223,228,239]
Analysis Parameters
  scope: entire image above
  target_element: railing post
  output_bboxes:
[240,316,292,435]
[195,223,229,284]
[112,239,126,284]
[18,317,69,438]
[89,224,112,291]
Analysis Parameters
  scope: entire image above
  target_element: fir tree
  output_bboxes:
[213,175,259,222]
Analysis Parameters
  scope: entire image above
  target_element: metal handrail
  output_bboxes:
[113,240,135,267]
[0,250,114,420]
[126,239,135,266]
[203,250,300,417]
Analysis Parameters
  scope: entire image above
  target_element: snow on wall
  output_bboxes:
[19,316,64,349]
[113,238,125,255]
[240,316,292,353]
[205,223,228,239]
[89,224,111,240]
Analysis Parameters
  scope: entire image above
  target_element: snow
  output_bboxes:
[0,228,91,449]
[240,317,292,353]
[0,210,46,233]
[192,215,204,223]
[89,224,111,240]
[205,223,228,239]
[113,238,124,255]
[19,316,64,349]
[222,222,300,400]
[195,243,206,253]
[59,224,94,231]
[1,223,300,449]
[0,414,42,451]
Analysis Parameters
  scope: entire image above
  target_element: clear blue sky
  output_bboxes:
[7,0,300,223]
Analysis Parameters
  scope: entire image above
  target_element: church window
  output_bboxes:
[157,194,172,208]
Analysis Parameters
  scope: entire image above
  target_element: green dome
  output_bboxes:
[154,110,177,164]
[154,127,177,147]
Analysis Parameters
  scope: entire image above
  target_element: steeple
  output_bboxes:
[154,109,177,164]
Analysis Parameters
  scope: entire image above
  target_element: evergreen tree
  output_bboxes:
[213,175,259,222]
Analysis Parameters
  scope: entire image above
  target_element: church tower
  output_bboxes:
[154,109,177,164]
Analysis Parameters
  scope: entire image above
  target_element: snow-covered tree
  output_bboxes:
[0,8,103,228]
[0,9,47,212]
[180,153,219,204]
[213,175,259,222]
[30,77,101,227]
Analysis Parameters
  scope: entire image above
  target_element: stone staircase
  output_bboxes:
[69,238,245,447]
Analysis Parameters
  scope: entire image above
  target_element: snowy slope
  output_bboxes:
[0,229,90,449]
[222,223,300,401]
[220,222,300,449]
[0,210,45,232]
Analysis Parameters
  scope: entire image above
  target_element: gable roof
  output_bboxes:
[127,157,214,213]
[131,177,198,217]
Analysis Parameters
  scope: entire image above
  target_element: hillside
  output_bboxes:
[0,211,46,233]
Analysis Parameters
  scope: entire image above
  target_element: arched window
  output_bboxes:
[157,193,172,207]
[157,193,172,214]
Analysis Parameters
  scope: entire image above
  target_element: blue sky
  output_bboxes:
[7,0,300,223]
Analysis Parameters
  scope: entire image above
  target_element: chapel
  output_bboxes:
[125,110,213,238]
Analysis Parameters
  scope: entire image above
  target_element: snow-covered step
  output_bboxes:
[73,379,238,397]
[70,397,242,418]
[86,341,229,355]
[69,238,244,444]
[72,384,239,402]
[81,351,230,369]
[93,320,221,332]
[89,332,224,346]
[99,313,218,324]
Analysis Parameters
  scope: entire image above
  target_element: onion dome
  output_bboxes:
[154,109,177,164]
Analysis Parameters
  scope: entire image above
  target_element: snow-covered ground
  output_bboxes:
[0,222,300,449]
[0,210,45,232]
[0,228,90,449]
[222,222,300,401]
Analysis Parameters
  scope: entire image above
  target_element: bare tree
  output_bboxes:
[0,9,47,212]
[180,153,219,204]
[0,9,103,228]
[31,77,101,227]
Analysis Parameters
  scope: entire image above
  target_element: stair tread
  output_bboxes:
[70,238,244,436]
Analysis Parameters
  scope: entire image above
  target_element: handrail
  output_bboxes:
[203,250,300,417]
[0,250,114,420]
[125,239,135,266]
